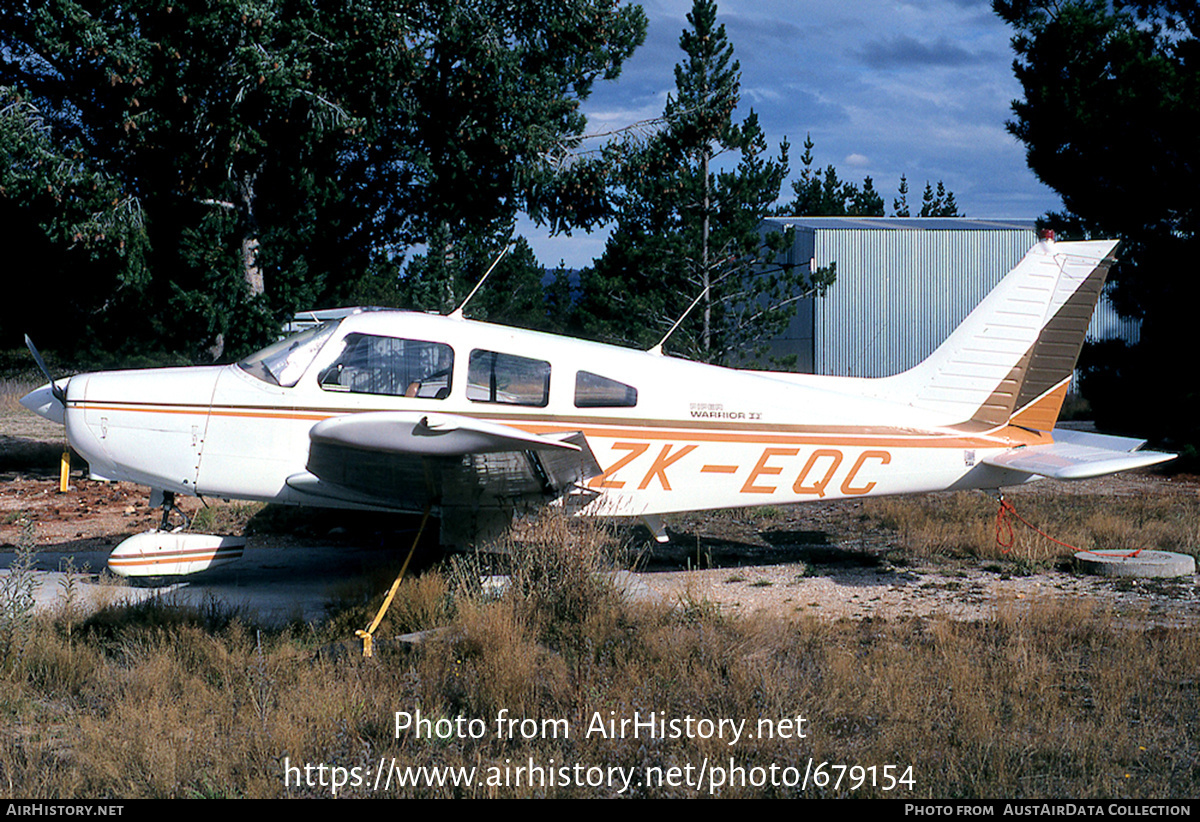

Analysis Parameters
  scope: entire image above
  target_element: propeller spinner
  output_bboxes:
[20,335,69,424]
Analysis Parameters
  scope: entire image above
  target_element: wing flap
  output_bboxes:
[982,429,1175,480]
[532,431,603,490]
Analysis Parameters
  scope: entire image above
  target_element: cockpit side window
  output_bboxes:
[574,371,637,408]
[319,334,454,398]
[467,350,550,406]
[238,320,341,387]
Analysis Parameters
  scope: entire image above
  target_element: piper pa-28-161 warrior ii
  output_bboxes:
[21,237,1175,576]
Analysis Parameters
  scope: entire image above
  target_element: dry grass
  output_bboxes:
[0,509,1197,798]
[1,378,66,446]
[0,380,34,415]
[864,490,1200,567]
[190,501,267,535]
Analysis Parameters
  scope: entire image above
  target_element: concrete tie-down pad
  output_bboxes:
[1074,549,1196,579]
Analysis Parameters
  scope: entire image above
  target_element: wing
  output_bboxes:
[982,429,1175,480]
[285,411,602,513]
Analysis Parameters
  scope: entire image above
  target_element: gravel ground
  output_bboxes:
[637,545,1200,625]
[641,472,1200,624]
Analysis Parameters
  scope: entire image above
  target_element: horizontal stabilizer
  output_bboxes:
[982,429,1175,480]
[310,411,582,457]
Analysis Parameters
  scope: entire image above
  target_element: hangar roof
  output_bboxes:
[762,217,1035,232]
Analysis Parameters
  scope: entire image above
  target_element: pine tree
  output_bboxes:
[849,177,884,216]
[918,180,961,217]
[995,0,1200,453]
[780,137,956,219]
[785,135,884,217]
[580,0,806,364]
[0,0,645,360]
[893,175,910,217]
[921,182,937,217]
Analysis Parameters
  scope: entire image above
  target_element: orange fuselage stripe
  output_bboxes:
[72,400,1041,450]
[109,548,244,567]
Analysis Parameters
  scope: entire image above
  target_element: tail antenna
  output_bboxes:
[648,286,709,357]
[449,243,514,319]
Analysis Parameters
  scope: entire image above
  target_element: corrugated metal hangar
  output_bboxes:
[756,217,1139,379]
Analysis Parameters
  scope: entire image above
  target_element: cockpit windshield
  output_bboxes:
[238,320,341,387]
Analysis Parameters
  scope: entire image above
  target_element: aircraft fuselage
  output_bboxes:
[56,309,1040,521]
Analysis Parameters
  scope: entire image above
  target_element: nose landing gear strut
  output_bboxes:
[150,489,191,531]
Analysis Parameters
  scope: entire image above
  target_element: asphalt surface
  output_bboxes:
[0,539,402,624]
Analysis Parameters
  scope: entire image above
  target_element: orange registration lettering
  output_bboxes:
[638,444,697,491]
[792,449,843,497]
[840,450,891,495]
[740,448,799,494]
[588,442,649,489]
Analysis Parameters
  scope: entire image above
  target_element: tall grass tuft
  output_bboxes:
[0,524,39,671]
[499,513,623,637]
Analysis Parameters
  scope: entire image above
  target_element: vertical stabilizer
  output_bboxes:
[881,239,1117,431]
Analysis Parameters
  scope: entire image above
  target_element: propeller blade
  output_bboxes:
[24,335,66,404]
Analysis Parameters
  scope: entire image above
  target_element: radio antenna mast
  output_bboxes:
[648,286,709,356]
[450,243,513,319]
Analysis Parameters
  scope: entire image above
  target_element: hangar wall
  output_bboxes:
[756,217,1139,379]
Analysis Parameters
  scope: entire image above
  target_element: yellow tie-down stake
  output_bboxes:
[357,506,431,658]
[59,446,70,493]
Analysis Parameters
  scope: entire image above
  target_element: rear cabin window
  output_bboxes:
[318,334,453,398]
[574,371,637,408]
[467,350,550,406]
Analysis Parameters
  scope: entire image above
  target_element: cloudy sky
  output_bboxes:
[521,0,1063,268]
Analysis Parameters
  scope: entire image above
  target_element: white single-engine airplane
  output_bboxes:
[22,237,1174,576]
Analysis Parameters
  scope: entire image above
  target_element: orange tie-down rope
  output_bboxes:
[993,495,1142,558]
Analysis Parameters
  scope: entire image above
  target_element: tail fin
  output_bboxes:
[883,238,1117,431]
